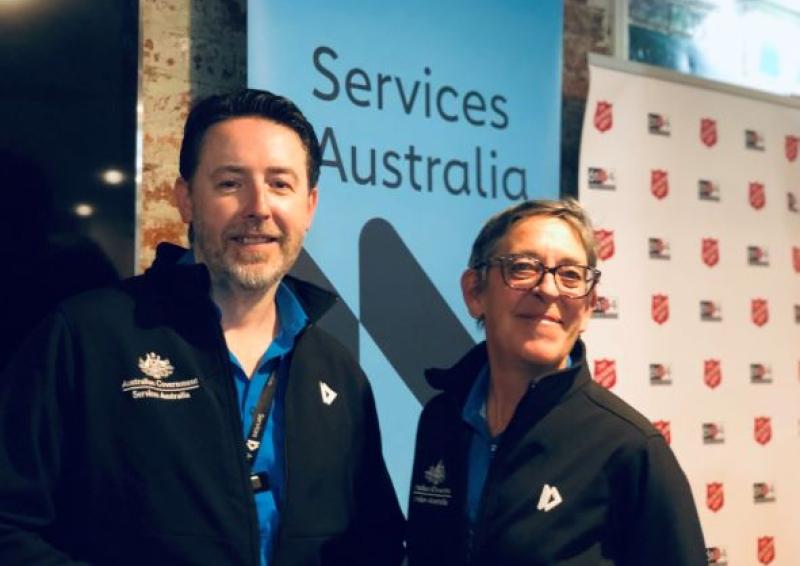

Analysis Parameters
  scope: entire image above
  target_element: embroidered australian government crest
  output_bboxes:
[138,352,174,379]
[121,352,200,401]
[424,461,446,486]
[412,460,452,507]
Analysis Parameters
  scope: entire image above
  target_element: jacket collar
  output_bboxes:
[425,339,592,423]
[147,242,338,324]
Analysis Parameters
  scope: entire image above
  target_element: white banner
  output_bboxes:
[580,55,800,566]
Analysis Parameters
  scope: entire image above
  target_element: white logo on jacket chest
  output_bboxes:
[138,353,174,378]
[121,352,200,401]
[424,460,446,485]
[537,484,562,512]
[412,460,452,507]
[319,381,338,405]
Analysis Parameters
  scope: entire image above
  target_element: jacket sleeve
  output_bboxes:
[322,377,406,565]
[0,312,88,565]
[614,434,706,566]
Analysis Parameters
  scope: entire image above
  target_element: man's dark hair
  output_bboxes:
[178,89,321,187]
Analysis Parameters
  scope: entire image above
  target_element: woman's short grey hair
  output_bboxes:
[467,198,598,274]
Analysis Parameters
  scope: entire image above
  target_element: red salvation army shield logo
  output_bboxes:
[758,536,775,565]
[594,101,613,133]
[704,359,722,389]
[751,298,769,327]
[650,170,669,200]
[594,229,615,261]
[701,118,717,147]
[652,420,671,444]
[754,417,772,445]
[749,182,766,210]
[702,238,719,267]
[593,359,616,389]
[793,247,800,273]
[651,294,669,324]
[706,482,724,512]
[786,135,799,162]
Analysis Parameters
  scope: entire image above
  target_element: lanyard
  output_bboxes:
[245,364,280,492]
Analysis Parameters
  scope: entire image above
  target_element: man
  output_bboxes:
[407,199,705,565]
[0,89,404,565]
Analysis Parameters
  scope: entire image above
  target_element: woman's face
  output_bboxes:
[463,216,595,373]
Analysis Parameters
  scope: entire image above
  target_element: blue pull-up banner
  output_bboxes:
[249,0,563,508]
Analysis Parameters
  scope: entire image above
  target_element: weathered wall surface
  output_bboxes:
[137,0,246,271]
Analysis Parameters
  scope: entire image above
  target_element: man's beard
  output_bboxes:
[192,217,303,292]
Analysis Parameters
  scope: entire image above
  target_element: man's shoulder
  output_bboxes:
[51,271,183,342]
[293,325,367,387]
[297,323,350,350]
[281,275,337,324]
[57,273,150,316]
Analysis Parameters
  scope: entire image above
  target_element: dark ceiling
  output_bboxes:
[0,0,138,276]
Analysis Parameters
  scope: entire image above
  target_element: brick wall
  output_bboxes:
[137,0,246,272]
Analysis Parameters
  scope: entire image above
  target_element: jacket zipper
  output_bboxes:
[212,314,262,566]
[248,290,333,563]
[466,379,545,564]
[467,438,500,565]
[270,323,309,564]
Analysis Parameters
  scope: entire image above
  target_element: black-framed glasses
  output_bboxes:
[477,254,601,299]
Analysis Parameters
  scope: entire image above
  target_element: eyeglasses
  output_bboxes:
[477,254,600,299]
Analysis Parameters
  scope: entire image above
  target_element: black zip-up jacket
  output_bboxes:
[407,340,705,565]
[0,243,405,565]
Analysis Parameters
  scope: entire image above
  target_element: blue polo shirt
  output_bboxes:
[180,251,308,566]
[230,282,307,566]
[462,364,498,526]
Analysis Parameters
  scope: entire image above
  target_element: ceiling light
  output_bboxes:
[74,203,95,217]
[101,168,125,185]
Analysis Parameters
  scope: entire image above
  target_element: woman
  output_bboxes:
[407,199,705,565]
